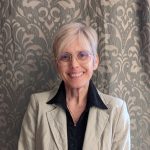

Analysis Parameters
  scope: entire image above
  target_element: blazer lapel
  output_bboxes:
[46,106,68,150]
[82,107,109,150]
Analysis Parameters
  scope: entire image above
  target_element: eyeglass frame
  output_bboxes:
[55,50,94,66]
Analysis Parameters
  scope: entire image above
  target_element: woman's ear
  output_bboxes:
[93,54,99,70]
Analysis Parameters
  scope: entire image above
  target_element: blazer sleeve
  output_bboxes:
[18,94,37,150]
[112,101,131,150]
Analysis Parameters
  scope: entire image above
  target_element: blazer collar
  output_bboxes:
[82,107,109,150]
[46,80,109,150]
[46,107,68,150]
[46,106,109,150]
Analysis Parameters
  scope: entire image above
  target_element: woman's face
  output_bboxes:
[56,39,99,89]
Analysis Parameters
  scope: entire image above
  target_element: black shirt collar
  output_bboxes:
[47,80,108,110]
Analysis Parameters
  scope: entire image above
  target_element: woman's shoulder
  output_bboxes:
[30,87,59,104]
[97,90,126,109]
[97,90,130,122]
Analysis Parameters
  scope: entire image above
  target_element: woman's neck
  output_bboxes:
[65,84,89,125]
[65,84,89,106]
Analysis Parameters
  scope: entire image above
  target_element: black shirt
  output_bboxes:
[47,80,107,150]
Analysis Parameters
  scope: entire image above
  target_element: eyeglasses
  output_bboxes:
[56,50,93,66]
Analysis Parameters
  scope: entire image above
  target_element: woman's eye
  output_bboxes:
[78,51,89,59]
[59,53,70,61]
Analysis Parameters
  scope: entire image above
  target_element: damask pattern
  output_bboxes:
[0,0,149,150]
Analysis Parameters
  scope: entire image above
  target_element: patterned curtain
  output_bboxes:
[0,0,149,150]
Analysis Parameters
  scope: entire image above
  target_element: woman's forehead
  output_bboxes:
[60,37,91,52]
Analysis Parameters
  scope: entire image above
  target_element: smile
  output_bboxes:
[69,72,84,78]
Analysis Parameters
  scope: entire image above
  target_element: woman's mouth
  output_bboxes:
[68,72,84,78]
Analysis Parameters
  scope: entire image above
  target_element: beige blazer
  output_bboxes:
[18,88,130,150]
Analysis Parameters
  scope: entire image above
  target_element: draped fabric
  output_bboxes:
[0,0,149,150]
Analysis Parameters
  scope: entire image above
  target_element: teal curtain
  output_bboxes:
[0,0,149,149]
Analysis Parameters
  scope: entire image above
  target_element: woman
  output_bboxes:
[18,22,130,150]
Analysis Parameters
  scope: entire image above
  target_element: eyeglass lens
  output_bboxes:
[57,51,92,62]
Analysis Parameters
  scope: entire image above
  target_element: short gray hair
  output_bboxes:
[53,22,98,57]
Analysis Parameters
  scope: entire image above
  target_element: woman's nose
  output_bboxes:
[70,56,80,68]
